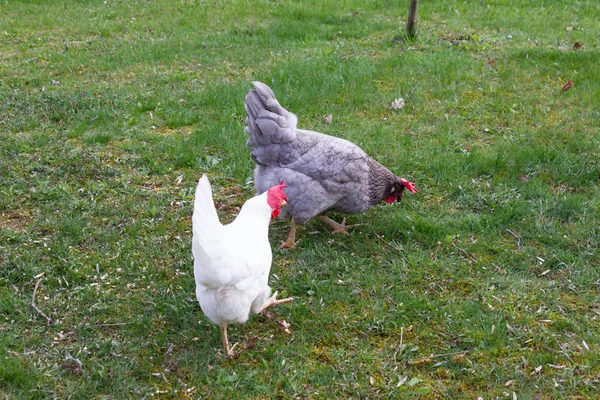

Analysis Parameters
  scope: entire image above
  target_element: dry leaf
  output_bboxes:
[505,380,514,387]
[506,322,515,334]
[582,340,590,351]
[396,376,408,387]
[452,353,467,363]
[61,357,83,376]
[242,336,258,350]
[408,357,432,365]
[562,80,574,92]
[531,365,543,375]
[547,364,567,369]
[175,175,184,185]
[166,360,178,372]
[277,319,292,334]
[324,114,333,124]
[572,42,582,50]
[389,98,405,110]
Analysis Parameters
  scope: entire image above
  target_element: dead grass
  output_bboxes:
[0,211,30,232]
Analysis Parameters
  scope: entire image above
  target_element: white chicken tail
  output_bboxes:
[244,82,298,159]
[192,175,222,267]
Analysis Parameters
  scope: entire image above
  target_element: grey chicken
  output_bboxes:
[244,81,418,249]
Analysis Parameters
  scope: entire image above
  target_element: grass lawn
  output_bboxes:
[1,0,599,398]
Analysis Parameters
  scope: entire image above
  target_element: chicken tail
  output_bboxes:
[192,175,222,264]
[244,81,298,158]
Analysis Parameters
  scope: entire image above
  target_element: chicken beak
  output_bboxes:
[280,200,287,207]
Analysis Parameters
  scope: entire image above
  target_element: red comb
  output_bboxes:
[273,180,288,200]
[400,178,418,194]
[267,180,288,212]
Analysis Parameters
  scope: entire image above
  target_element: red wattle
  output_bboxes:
[385,195,396,204]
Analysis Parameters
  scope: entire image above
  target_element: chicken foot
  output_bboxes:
[220,324,238,357]
[316,215,359,234]
[218,292,291,357]
[280,217,298,249]
[260,290,293,315]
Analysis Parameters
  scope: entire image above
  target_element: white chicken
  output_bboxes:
[192,175,292,356]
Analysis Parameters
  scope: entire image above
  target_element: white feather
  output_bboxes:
[192,175,275,325]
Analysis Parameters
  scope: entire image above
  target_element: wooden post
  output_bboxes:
[406,0,418,38]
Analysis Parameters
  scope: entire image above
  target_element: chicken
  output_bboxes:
[192,175,292,356]
[244,81,418,249]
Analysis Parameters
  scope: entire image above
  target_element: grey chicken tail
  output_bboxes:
[244,81,298,150]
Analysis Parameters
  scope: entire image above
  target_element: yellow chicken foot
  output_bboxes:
[280,217,297,249]
[260,290,294,315]
[220,324,238,356]
[316,215,358,234]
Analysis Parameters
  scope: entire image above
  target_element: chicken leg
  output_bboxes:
[280,217,297,249]
[316,215,358,235]
[261,290,293,314]
[220,324,237,356]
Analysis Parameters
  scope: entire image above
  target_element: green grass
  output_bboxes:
[1,0,599,398]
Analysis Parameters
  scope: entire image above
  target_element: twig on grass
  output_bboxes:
[375,233,406,253]
[553,336,575,365]
[340,50,377,60]
[393,326,405,362]
[203,43,233,50]
[8,350,36,357]
[408,350,469,365]
[505,228,521,250]
[89,322,131,327]
[31,278,53,325]
[452,243,476,262]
